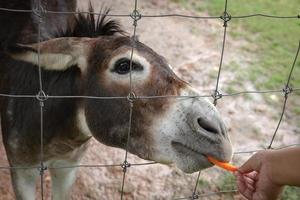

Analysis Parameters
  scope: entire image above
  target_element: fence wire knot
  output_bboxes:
[32,4,46,20]
[36,90,48,106]
[282,85,293,97]
[212,90,223,100]
[131,35,139,43]
[220,11,231,27]
[38,165,48,176]
[191,192,199,199]
[121,161,131,173]
[127,92,136,106]
[131,9,142,26]
[267,145,274,149]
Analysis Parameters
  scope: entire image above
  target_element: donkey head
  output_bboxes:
[9,13,232,173]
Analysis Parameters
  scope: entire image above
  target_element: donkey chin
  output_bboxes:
[149,87,233,173]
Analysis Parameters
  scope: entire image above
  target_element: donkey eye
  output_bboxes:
[115,60,130,74]
[113,58,143,75]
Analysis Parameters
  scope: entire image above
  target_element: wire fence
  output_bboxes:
[0,0,299,199]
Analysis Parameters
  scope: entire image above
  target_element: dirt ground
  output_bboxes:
[0,0,299,199]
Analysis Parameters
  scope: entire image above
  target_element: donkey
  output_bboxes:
[0,1,232,199]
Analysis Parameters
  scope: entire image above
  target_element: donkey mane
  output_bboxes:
[0,2,123,52]
[59,5,125,38]
[5,4,125,55]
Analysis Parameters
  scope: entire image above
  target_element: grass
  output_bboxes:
[215,174,300,200]
[172,1,300,199]
[216,173,236,199]
[175,0,300,90]
[281,186,300,200]
[217,173,236,190]
[201,2,300,199]
[173,0,300,125]
[197,178,210,189]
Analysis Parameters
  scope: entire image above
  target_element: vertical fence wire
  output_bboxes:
[268,41,300,149]
[0,0,299,199]
[35,0,46,199]
[120,0,140,199]
[213,0,230,106]
[190,0,230,198]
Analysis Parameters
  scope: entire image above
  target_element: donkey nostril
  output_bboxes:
[197,118,220,134]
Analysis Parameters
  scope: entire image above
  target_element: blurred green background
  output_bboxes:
[173,0,300,199]
[174,0,300,131]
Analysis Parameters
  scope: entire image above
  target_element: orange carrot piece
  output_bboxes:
[207,156,237,172]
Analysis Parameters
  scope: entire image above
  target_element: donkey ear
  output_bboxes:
[10,37,91,71]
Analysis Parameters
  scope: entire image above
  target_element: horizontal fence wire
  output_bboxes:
[0,7,299,19]
[1,88,300,100]
[1,143,299,170]
[0,1,299,199]
[0,8,300,19]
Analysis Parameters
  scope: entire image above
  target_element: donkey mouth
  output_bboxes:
[171,141,212,165]
[171,141,201,154]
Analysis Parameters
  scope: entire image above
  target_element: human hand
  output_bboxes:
[235,151,283,200]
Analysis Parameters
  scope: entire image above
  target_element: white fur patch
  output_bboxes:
[12,52,87,71]
[105,50,151,84]
[168,63,183,78]
[49,159,79,200]
[148,86,232,172]
[14,168,39,199]
[76,108,92,137]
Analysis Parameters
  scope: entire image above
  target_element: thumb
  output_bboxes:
[239,151,264,174]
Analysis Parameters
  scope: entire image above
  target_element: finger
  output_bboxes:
[243,188,254,199]
[237,181,253,200]
[236,176,255,196]
[240,175,256,192]
[246,182,255,191]
[236,178,246,194]
[237,174,245,183]
[253,191,266,200]
[239,152,264,173]
[245,171,259,181]
[243,176,255,186]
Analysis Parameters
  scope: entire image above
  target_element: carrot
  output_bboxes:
[207,156,237,172]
